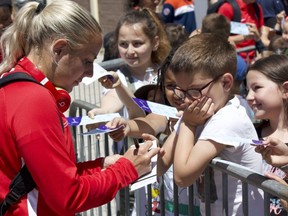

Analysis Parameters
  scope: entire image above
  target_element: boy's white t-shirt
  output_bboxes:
[193,96,264,216]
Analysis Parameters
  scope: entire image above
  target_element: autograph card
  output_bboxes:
[80,125,123,135]
[230,21,249,35]
[67,113,120,126]
[130,140,158,191]
[250,139,265,146]
[130,165,157,191]
[82,63,112,85]
[133,98,179,119]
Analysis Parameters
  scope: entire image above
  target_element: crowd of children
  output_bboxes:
[81,0,288,214]
[86,2,288,215]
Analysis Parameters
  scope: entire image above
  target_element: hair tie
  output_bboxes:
[35,3,45,15]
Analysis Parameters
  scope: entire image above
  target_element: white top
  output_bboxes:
[195,96,264,216]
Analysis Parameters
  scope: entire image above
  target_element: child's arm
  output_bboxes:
[274,10,285,32]
[173,98,225,187]
[114,83,145,119]
[88,72,145,119]
[103,72,145,118]
[88,88,124,116]
[106,113,168,141]
[157,130,176,176]
[173,122,225,187]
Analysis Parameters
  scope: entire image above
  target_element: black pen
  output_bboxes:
[133,138,140,149]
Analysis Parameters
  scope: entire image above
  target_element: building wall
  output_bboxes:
[98,0,129,35]
[73,0,91,11]
[46,0,129,36]
[73,0,130,36]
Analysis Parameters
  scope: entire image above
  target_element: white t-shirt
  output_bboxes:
[194,96,264,216]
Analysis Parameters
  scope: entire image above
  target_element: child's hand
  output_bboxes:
[86,109,105,130]
[98,71,121,89]
[245,23,260,41]
[182,96,214,128]
[276,11,286,26]
[255,137,288,167]
[87,107,105,120]
[105,117,130,142]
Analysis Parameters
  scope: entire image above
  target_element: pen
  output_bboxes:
[133,138,140,149]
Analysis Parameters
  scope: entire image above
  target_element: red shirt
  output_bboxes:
[0,64,138,215]
[218,0,264,62]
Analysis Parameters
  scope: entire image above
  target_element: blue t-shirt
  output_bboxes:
[258,0,284,18]
[161,0,196,34]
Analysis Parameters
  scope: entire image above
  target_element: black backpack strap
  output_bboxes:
[0,72,38,216]
[228,1,260,22]
[0,166,36,216]
[227,0,241,22]
[207,0,243,22]
[252,2,260,21]
[0,72,38,88]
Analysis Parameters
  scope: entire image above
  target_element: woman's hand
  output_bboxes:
[102,154,123,169]
[123,138,161,177]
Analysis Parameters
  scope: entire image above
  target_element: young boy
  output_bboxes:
[157,33,264,215]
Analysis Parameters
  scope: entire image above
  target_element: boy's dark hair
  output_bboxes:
[164,23,189,51]
[103,31,119,61]
[169,33,237,79]
[268,35,286,54]
[201,13,230,39]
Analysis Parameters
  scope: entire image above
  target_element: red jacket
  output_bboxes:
[218,0,264,62]
[0,64,138,215]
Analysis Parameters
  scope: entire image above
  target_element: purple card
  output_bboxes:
[251,139,264,146]
[80,125,123,135]
[66,113,121,126]
[133,98,152,113]
[132,98,179,119]
[67,116,82,126]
